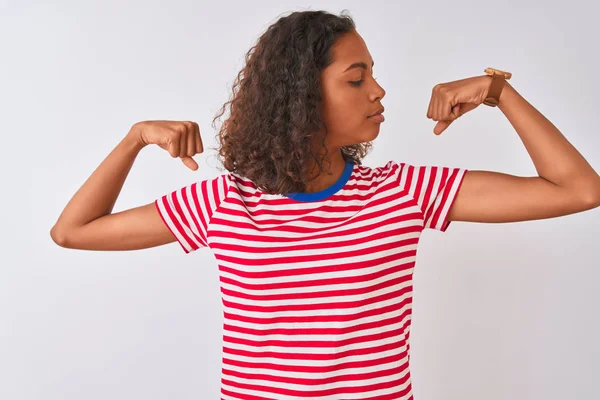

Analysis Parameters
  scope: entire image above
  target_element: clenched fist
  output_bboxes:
[129,120,204,170]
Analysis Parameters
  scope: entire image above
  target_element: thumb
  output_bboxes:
[180,156,199,171]
[434,120,452,135]
[435,102,478,134]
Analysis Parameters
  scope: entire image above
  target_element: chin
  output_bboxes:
[367,126,381,140]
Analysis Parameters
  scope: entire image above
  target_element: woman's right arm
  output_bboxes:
[50,120,203,251]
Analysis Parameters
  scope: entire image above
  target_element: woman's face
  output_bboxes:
[319,30,386,148]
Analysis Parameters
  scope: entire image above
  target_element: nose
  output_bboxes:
[372,80,385,101]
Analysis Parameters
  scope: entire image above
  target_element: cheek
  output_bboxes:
[320,81,365,130]
[324,111,362,135]
[326,96,364,128]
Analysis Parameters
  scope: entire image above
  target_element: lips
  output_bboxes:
[369,107,385,117]
[369,113,385,122]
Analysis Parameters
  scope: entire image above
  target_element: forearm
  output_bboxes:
[52,126,146,233]
[496,80,600,197]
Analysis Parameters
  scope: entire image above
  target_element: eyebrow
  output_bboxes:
[343,60,374,72]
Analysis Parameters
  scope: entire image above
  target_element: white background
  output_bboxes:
[2,0,599,399]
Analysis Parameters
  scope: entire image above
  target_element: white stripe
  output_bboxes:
[156,196,198,251]
[220,273,414,307]
[220,364,411,398]
[222,289,414,322]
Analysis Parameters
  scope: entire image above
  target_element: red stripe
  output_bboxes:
[223,308,411,337]
[223,317,409,349]
[221,387,274,400]
[219,258,415,292]
[151,161,464,398]
[223,335,407,361]
[160,194,199,252]
[423,167,448,228]
[222,349,407,374]
[182,182,207,246]
[223,295,413,325]
[216,247,417,280]
[220,272,412,302]
[441,169,467,231]
[154,200,190,254]
[222,361,407,386]
[221,372,410,398]
[222,283,412,314]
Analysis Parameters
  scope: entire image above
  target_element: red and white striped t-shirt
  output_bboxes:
[155,159,468,400]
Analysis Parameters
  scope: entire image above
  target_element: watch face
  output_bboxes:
[485,67,512,79]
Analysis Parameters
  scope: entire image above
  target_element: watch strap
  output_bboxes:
[483,73,506,107]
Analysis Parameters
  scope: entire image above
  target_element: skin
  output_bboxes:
[48,29,387,251]
[304,30,386,193]
[51,28,600,251]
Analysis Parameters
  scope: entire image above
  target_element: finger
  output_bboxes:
[434,120,451,135]
[194,124,203,154]
[168,133,180,158]
[430,85,443,120]
[433,97,441,121]
[179,127,188,157]
[437,95,447,121]
[181,156,199,171]
[187,125,196,157]
[450,104,460,120]
[427,94,434,119]
[441,99,452,121]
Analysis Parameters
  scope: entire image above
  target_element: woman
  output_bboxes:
[50,10,600,400]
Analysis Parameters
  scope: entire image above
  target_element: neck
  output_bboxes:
[303,150,347,193]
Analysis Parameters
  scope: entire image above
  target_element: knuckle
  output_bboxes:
[433,84,448,94]
[171,127,182,138]
[174,123,185,134]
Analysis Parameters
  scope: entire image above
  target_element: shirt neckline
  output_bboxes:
[285,159,354,202]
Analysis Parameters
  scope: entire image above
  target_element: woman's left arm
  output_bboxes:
[428,76,600,223]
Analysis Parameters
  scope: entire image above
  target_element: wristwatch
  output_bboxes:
[483,67,512,107]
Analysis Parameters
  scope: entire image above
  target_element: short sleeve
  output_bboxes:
[396,162,468,232]
[154,174,231,254]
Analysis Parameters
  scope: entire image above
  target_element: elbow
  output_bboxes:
[581,189,600,210]
[586,178,600,208]
[50,225,70,248]
[590,194,600,209]
[572,175,600,210]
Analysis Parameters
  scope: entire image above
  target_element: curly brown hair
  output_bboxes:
[209,9,373,196]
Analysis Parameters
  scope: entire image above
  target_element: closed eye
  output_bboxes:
[349,77,378,87]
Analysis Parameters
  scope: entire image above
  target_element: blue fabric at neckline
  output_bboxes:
[285,159,354,202]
